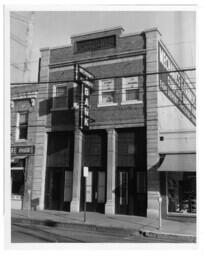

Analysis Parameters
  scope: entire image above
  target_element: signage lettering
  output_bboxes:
[158,42,196,125]
[11,146,35,155]
[74,64,94,130]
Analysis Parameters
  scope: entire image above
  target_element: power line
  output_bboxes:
[10,67,196,85]
[10,86,197,101]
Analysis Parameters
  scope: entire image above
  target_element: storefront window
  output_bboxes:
[167,172,196,214]
[11,159,25,196]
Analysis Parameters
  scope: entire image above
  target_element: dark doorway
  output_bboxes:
[115,168,147,216]
[44,132,74,211]
[82,168,106,213]
[45,168,73,211]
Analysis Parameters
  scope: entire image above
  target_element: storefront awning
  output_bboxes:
[157,153,196,172]
[11,156,27,162]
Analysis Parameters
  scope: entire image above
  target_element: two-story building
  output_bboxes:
[11,84,37,209]
[11,26,196,220]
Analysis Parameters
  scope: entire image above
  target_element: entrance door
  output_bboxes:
[50,169,64,210]
[116,168,147,216]
[116,170,129,214]
[45,168,73,211]
[84,168,106,213]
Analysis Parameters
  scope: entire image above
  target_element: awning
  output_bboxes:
[157,153,196,172]
[11,156,27,162]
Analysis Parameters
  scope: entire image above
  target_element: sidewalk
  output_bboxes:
[11,209,196,242]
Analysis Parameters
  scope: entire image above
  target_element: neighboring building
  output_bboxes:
[11,26,196,220]
[11,84,37,209]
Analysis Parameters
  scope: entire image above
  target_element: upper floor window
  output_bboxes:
[53,85,68,109]
[98,79,117,107]
[121,77,142,104]
[76,35,116,53]
[16,112,28,140]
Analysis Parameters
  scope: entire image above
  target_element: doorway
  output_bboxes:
[45,168,73,211]
[82,168,106,213]
[115,168,147,216]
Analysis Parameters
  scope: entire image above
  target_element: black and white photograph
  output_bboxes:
[3,3,201,250]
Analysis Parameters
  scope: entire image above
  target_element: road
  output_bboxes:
[11,223,181,243]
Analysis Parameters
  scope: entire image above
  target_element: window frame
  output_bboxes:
[16,112,28,141]
[98,79,117,107]
[52,84,69,110]
[121,76,142,105]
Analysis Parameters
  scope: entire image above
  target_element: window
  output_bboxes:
[76,36,116,53]
[53,85,68,109]
[122,77,141,104]
[98,79,117,106]
[167,172,196,215]
[16,112,28,140]
[11,159,25,197]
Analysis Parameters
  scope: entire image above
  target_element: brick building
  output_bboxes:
[11,26,196,219]
[11,84,38,209]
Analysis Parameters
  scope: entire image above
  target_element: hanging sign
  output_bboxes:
[74,64,95,130]
[158,42,196,126]
[11,145,35,155]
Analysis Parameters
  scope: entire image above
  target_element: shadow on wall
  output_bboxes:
[31,198,40,211]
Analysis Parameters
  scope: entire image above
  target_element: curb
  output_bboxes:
[139,229,196,243]
[11,217,137,237]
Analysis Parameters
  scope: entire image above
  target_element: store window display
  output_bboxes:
[167,172,196,215]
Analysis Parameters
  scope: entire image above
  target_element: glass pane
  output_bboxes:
[102,79,114,91]
[11,170,24,195]
[167,172,196,214]
[19,126,27,139]
[126,89,139,101]
[102,91,115,103]
[64,171,72,202]
[56,87,67,96]
[119,172,128,205]
[20,113,28,124]
[86,171,92,202]
[136,172,146,193]
[98,172,105,203]
[124,77,138,89]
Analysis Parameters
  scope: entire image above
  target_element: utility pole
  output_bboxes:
[10,12,35,83]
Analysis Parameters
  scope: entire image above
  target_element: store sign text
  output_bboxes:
[158,42,196,125]
[11,146,35,155]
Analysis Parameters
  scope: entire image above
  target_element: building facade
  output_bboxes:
[11,84,37,209]
[11,27,196,219]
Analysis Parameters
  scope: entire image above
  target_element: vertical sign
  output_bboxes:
[74,64,94,130]
[158,42,196,126]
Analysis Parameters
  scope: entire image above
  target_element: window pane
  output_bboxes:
[20,113,28,124]
[126,89,139,101]
[136,172,146,193]
[64,171,73,202]
[124,77,138,89]
[86,171,92,202]
[167,172,196,214]
[102,79,114,91]
[19,126,27,139]
[98,172,105,203]
[56,87,67,96]
[11,170,24,195]
[102,91,115,103]
[54,86,67,108]
[119,172,128,205]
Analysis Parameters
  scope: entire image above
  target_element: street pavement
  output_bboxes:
[11,223,183,243]
[11,209,196,243]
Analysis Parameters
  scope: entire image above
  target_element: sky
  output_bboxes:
[10,10,196,82]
